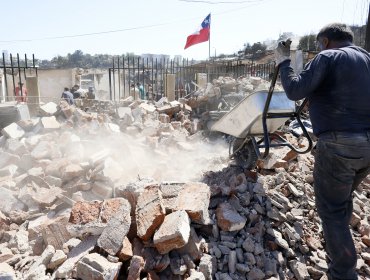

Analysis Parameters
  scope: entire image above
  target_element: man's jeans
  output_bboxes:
[314,131,370,280]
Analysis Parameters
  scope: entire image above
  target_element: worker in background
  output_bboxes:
[137,82,145,100]
[71,84,82,99]
[87,86,95,99]
[61,87,74,105]
[275,23,370,280]
[130,83,139,100]
[15,82,27,102]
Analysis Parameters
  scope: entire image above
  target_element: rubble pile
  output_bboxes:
[186,76,283,110]
[0,95,369,280]
[184,76,284,130]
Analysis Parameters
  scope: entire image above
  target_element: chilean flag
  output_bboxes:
[184,14,211,50]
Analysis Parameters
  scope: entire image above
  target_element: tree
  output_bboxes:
[243,42,267,59]
[298,34,316,51]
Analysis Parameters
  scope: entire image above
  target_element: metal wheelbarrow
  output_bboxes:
[211,65,313,169]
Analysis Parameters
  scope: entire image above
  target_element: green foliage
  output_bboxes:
[298,25,366,51]
[42,50,116,69]
[351,25,366,48]
[298,34,316,51]
[243,42,267,58]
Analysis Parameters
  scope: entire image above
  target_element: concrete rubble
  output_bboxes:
[0,80,369,280]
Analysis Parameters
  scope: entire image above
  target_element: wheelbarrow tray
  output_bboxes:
[210,90,295,138]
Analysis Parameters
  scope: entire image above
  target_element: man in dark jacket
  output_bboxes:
[275,23,370,280]
[61,87,74,105]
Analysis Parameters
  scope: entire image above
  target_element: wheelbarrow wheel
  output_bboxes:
[232,138,258,170]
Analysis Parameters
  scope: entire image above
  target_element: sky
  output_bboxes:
[0,0,369,61]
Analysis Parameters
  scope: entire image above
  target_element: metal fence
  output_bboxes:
[108,56,275,101]
[1,53,38,102]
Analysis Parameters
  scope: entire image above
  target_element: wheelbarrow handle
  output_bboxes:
[261,63,280,158]
[260,64,313,159]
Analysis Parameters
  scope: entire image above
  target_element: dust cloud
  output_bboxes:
[61,125,230,185]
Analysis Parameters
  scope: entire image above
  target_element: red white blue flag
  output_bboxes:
[184,14,211,49]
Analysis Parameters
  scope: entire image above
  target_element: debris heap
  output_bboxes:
[0,84,369,280]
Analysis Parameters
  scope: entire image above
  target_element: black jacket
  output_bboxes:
[280,46,370,136]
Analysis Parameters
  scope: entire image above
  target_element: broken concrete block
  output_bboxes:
[153,210,191,254]
[16,175,59,209]
[247,267,265,280]
[0,210,10,233]
[1,122,25,139]
[287,183,304,197]
[41,116,61,130]
[62,163,84,181]
[117,106,132,119]
[6,138,27,155]
[24,244,55,279]
[62,238,81,254]
[136,186,165,241]
[44,175,62,188]
[199,254,217,280]
[97,198,131,255]
[48,249,67,270]
[53,235,98,279]
[176,227,202,261]
[31,140,53,160]
[0,263,17,280]
[76,253,122,280]
[176,182,211,224]
[188,269,206,280]
[92,181,113,199]
[159,182,185,212]
[127,255,145,280]
[171,121,182,130]
[68,200,103,236]
[139,103,156,113]
[27,166,44,177]
[117,236,133,261]
[41,214,72,250]
[141,247,170,272]
[0,164,18,177]
[289,260,310,280]
[40,102,58,116]
[68,198,131,243]
[170,256,187,275]
[0,186,26,215]
[0,247,14,264]
[159,113,170,123]
[216,202,246,232]
[8,228,29,253]
[17,118,41,132]
[32,186,63,208]
[0,151,20,169]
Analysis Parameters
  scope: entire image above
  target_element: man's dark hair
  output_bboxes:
[316,23,354,42]
[64,87,69,91]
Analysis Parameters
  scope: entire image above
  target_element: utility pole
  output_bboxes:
[365,3,370,51]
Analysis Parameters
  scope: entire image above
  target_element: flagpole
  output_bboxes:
[208,13,211,60]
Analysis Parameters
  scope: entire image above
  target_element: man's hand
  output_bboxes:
[274,39,292,65]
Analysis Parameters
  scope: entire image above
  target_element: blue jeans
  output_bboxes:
[314,131,370,280]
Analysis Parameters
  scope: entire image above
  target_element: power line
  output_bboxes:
[0,0,270,44]
[0,22,171,43]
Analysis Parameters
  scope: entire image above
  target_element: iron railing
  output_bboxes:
[0,53,38,102]
[108,56,275,101]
